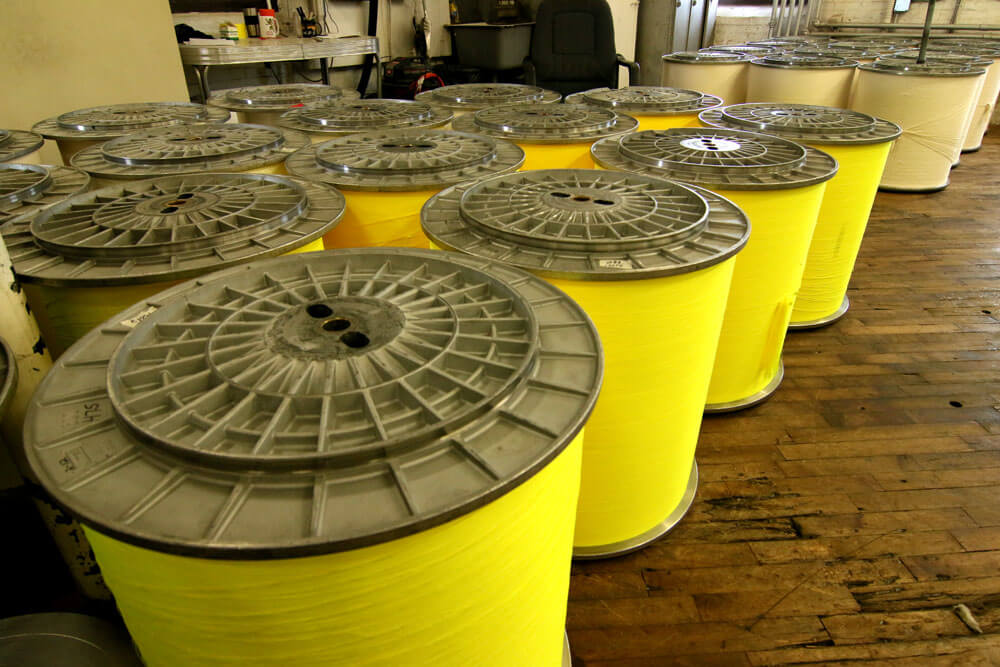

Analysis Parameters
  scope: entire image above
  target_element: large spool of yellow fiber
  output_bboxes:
[700,103,900,329]
[24,248,603,667]
[922,43,1000,153]
[593,128,837,411]
[565,86,723,130]
[422,169,749,557]
[746,54,858,108]
[662,51,751,104]
[0,129,44,165]
[415,83,562,120]
[850,58,985,192]
[280,98,453,142]
[451,103,637,170]
[32,102,231,165]
[0,163,90,224]
[69,123,310,189]
[286,129,523,249]
[4,173,344,358]
[207,83,360,126]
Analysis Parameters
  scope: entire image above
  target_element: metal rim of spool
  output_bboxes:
[451,103,638,144]
[208,84,360,111]
[892,51,994,68]
[69,124,310,180]
[0,163,91,222]
[750,54,859,69]
[414,83,562,111]
[4,173,345,287]
[572,461,698,559]
[564,87,724,116]
[921,43,1000,58]
[699,103,902,146]
[422,169,749,280]
[32,103,231,141]
[285,129,525,192]
[662,50,749,64]
[828,39,909,51]
[788,296,850,330]
[591,127,838,191]
[859,58,986,77]
[748,37,829,48]
[0,336,16,419]
[23,248,603,558]
[0,129,44,162]
[704,359,784,413]
[794,46,892,60]
[279,99,453,135]
[700,45,777,56]
[0,613,142,666]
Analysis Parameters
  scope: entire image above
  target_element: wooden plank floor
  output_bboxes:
[567,133,1000,666]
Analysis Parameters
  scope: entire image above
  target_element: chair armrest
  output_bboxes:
[616,54,639,86]
[522,57,537,85]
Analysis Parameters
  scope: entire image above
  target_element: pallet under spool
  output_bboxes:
[23,248,603,667]
[592,128,837,412]
[4,173,343,358]
[31,102,231,165]
[451,103,637,170]
[565,86,723,131]
[422,169,749,556]
[286,129,523,250]
[207,83,360,126]
[699,103,900,329]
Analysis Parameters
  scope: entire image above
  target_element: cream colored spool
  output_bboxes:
[235,109,286,126]
[662,61,748,104]
[964,56,1000,151]
[851,68,983,191]
[87,163,288,190]
[13,150,43,165]
[747,65,855,107]
[55,138,102,165]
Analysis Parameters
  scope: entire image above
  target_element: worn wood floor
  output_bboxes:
[567,134,1000,665]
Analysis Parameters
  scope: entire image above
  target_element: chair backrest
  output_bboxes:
[529,0,618,95]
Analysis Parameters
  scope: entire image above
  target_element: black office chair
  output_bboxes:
[523,0,639,97]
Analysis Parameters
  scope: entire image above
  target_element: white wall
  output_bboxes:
[2,0,189,164]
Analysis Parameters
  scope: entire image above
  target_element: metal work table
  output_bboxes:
[178,36,381,101]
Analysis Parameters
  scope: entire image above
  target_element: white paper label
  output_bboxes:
[120,306,158,329]
[598,259,634,270]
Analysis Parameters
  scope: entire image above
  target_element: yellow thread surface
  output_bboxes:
[325,190,439,249]
[546,264,734,547]
[790,141,892,325]
[247,162,288,176]
[85,433,583,667]
[518,142,598,170]
[24,238,324,359]
[706,185,826,406]
[631,113,703,131]
[661,62,747,104]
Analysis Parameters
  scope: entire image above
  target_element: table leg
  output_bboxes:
[319,57,330,85]
[194,65,211,103]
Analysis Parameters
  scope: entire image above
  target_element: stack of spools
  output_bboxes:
[279,98,453,142]
[451,103,637,169]
[699,103,900,328]
[662,51,751,103]
[0,129,44,164]
[422,169,749,556]
[207,83,360,125]
[565,86,723,130]
[70,123,309,188]
[702,44,778,58]
[850,57,986,192]
[415,83,562,119]
[0,163,89,224]
[23,248,603,667]
[286,129,523,248]
[32,102,231,164]
[592,128,837,410]
[747,54,859,107]
[3,173,344,357]
[925,41,1000,153]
